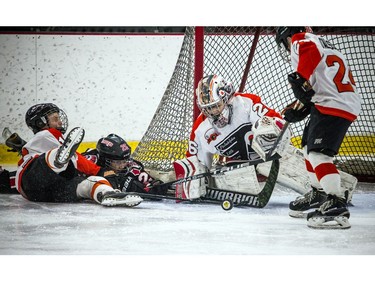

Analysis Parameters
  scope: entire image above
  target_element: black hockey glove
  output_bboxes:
[282,100,312,123]
[146,179,168,195]
[5,133,26,154]
[287,72,315,105]
[119,175,146,193]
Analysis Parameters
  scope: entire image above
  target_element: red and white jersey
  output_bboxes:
[291,32,361,121]
[16,128,101,193]
[187,93,281,169]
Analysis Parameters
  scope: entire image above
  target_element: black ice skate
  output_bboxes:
[289,187,327,218]
[307,195,350,229]
[98,190,143,207]
[54,127,85,168]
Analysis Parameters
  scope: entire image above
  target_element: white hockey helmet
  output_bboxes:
[196,74,234,128]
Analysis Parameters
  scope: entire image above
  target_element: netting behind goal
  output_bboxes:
[133,26,375,180]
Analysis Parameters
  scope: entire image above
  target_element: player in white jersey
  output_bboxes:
[15,103,142,207]
[276,27,361,229]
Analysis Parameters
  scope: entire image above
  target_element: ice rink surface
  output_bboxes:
[1,182,375,281]
[1,183,375,255]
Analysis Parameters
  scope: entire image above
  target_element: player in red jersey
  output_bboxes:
[276,27,361,229]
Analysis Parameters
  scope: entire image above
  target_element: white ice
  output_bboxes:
[1,182,375,280]
[1,183,375,255]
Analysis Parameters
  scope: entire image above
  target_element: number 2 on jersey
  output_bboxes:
[326,54,356,93]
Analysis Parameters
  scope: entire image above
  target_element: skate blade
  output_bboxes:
[57,128,85,163]
[289,210,307,218]
[101,195,143,207]
[307,216,351,229]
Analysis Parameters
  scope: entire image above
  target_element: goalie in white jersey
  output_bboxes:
[173,74,289,201]
[276,27,361,229]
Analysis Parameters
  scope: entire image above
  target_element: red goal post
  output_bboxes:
[133,26,375,181]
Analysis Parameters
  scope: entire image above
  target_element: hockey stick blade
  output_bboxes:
[203,159,280,208]
[137,159,280,209]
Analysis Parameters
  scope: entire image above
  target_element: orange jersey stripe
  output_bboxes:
[90,179,110,198]
[315,104,357,121]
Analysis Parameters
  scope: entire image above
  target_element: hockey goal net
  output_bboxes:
[133,26,375,181]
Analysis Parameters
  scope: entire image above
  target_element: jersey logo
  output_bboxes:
[314,138,322,144]
[215,122,257,160]
[204,128,221,144]
[85,154,98,164]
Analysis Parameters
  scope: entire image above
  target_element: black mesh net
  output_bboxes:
[133,26,374,179]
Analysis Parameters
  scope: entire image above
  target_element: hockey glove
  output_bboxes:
[282,100,312,123]
[287,72,315,104]
[119,175,145,193]
[5,133,26,154]
[145,179,168,195]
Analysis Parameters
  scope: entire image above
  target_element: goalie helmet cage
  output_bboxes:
[132,26,375,181]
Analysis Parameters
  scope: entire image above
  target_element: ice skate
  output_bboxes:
[289,187,327,218]
[54,127,85,168]
[99,190,143,207]
[307,195,351,229]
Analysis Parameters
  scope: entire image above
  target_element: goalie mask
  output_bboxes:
[96,133,131,173]
[275,26,313,62]
[25,103,68,134]
[196,74,234,128]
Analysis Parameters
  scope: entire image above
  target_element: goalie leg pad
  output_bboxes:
[173,156,207,200]
[339,170,358,203]
[213,164,262,194]
[257,145,310,195]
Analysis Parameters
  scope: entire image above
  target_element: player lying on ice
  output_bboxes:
[1,127,167,198]
[13,103,143,207]
[275,27,361,229]
[173,74,357,214]
[82,133,168,196]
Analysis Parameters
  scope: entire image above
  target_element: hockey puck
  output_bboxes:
[221,199,234,211]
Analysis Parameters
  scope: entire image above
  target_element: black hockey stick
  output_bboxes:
[265,121,291,160]
[127,158,280,209]
[265,100,303,160]
[149,153,281,191]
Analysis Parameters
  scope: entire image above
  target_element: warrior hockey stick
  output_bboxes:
[133,158,280,209]
[265,121,291,160]
[203,158,280,208]
[265,100,303,160]
[150,153,281,191]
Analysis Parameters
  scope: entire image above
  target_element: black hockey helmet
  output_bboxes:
[96,133,131,171]
[275,26,307,51]
[275,26,313,62]
[25,103,68,134]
